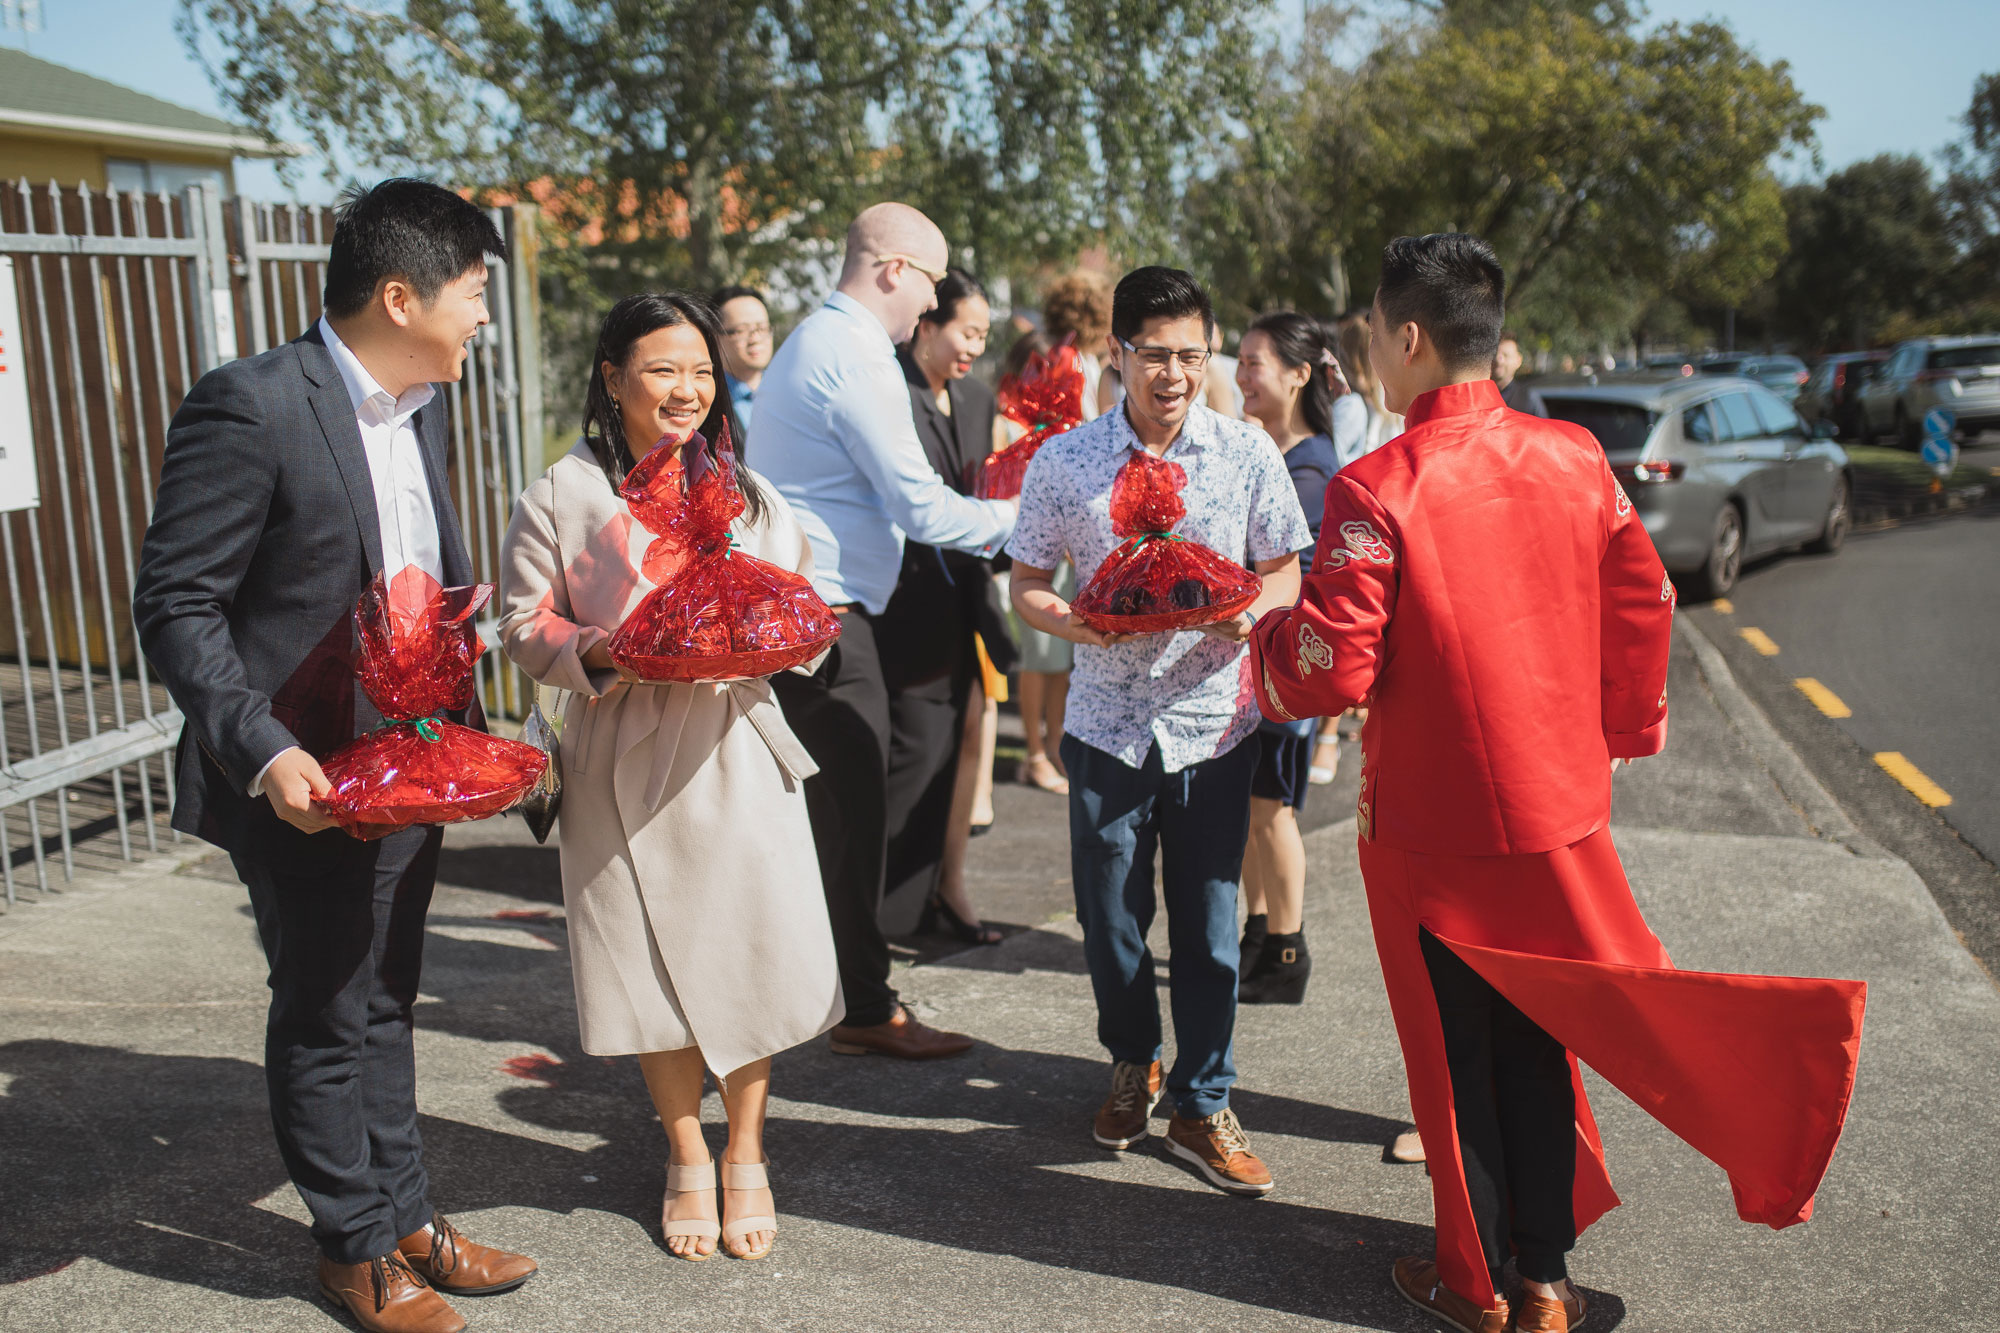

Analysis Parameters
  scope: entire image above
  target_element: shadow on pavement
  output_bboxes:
[0,909,1627,1328]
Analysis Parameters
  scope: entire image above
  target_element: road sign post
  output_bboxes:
[1920,406,1958,482]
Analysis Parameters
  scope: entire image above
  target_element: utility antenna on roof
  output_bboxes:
[1,0,44,36]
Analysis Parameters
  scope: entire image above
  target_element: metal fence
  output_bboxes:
[0,180,539,905]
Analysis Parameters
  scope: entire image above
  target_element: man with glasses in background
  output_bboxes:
[712,284,774,436]
[755,202,1017,1060]
[1008,266,1309,1195]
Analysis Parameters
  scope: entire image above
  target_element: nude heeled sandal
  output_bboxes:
[719,1159,778,1261]
[662,1160,721,1261]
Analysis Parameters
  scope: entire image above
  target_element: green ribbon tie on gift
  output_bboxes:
[385,713,445,742]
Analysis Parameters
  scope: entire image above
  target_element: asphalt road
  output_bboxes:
[1713,493,2000,867]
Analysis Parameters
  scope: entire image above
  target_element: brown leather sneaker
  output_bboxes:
[1510,1282,1586,1332]
[317,1253,464,1333]
[1162,1107,1274,1195]
[1092,1059,1164,1149]
[828,1003,974,1059]
[398,1211,538,1296]
[1392,1256,1508,1333]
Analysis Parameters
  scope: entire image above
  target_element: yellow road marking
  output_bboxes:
[1874,752,1952,807]
[1793,678,1852,718]
[1739,626,1781,656]
[1712,598,1734,614]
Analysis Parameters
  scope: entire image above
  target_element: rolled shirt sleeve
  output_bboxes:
[826,358,1014,557]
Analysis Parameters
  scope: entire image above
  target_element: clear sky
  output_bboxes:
[3,0,1995,202]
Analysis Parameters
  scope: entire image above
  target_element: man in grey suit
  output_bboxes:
[134,180,536,1333]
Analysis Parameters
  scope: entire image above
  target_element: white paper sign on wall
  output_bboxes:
[0,256,40,514]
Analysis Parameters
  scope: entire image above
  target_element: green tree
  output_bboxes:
[1192,0,1817,357]
[1942,71,2000,307]
[176,0,1265,289]
[1769,156,1953,349]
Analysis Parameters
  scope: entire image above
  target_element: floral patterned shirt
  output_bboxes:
[1007,401,1311,772]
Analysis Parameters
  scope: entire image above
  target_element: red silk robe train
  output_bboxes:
[1249,380,1866,1308]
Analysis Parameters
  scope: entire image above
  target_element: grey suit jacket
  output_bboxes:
[133,325,477,866]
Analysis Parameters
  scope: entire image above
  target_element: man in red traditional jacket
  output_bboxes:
[1251,234,1865,1333]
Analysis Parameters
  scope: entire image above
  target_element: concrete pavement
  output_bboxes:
[2,628,1997,1331]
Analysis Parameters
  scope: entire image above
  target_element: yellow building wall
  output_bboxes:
[0,131,238,192]
[0,132,106,187]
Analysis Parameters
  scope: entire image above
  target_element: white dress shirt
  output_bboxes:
[252,320,444,796]
[750,291,1013,614]
[318,316,444,585]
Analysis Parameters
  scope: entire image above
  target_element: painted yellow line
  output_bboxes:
[1874,752,1952,807]
[1739,626,1781,656]
[1712,598,1734,614]
[1793,677,1852,718]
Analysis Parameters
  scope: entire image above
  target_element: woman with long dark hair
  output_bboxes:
[497,292,842,1264]
[878,269,1014,944]
[1230,310,1363,1004]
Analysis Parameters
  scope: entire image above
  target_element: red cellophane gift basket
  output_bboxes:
[318,566,550,840]
[608,425,841,681]
[1070,450,1262,635]
[976,339,1087,500]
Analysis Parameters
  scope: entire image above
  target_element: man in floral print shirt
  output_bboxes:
[1009,266,1310,1196]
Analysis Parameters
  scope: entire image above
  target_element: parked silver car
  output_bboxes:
[1857,334,2000,447]
[1530,374,1851,599]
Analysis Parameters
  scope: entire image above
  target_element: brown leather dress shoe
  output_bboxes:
[1392,1256,1508,1333]
[828,1003,973,1059]
[1510,1283,1586,1332]
[317,1253,464,1333]
[398,1211,538,1296]
[1092,1059,1164,1149]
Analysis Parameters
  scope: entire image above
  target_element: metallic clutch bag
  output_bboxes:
[515,684,563,844]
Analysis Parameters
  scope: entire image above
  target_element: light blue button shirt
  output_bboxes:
[751,291,1014,614]
[725,372,757,436]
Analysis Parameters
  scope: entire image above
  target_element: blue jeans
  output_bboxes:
[1062,733,1257,1118]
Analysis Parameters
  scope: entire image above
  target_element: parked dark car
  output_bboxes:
[1528,374,1851,599]
[1856,334,2000,448]
[1697,354,1811,402]
[1795,351,1888,440]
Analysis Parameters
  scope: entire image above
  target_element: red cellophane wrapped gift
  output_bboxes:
[977,339,1087,500]
[318,566,549,840]
[608,425,841,681]
[1070,450,1262,634]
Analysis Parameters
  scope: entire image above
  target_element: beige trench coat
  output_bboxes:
[496,441,844,1075]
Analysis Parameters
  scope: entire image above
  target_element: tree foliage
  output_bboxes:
[176,0,1264,289]
[1942,72,2000,303]
[1768,156,1953,350]
[1194,1,1816,352]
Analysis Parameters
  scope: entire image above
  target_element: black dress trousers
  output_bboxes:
[232,822,443,1264]
[1420,927,1578,1286]
[770,610,900,1028]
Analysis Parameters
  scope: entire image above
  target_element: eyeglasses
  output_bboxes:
[1120,340,1211,374]
[721,322,772,339]
[874,252,949,283]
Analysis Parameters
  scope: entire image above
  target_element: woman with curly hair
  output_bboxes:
[1041,270,1115,419]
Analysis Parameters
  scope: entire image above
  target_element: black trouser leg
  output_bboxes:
[1420,927,1576,1288]
[235,823,442,1263]
[883,669,964,911]
[772,612,899,1027]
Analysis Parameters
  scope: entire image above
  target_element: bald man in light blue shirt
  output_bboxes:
[759,203,1014,1060]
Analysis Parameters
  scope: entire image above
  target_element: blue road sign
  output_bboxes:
[1921,406,1958,479]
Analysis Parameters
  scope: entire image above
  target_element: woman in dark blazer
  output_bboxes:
[878,270,1018,944]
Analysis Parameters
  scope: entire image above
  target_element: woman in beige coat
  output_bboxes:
[497,293,842,1264]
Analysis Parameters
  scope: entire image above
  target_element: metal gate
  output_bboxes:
[0,180,540,905]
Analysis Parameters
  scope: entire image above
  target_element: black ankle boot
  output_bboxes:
[1238,914,1268,978]
[1239,931,1311,1004]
